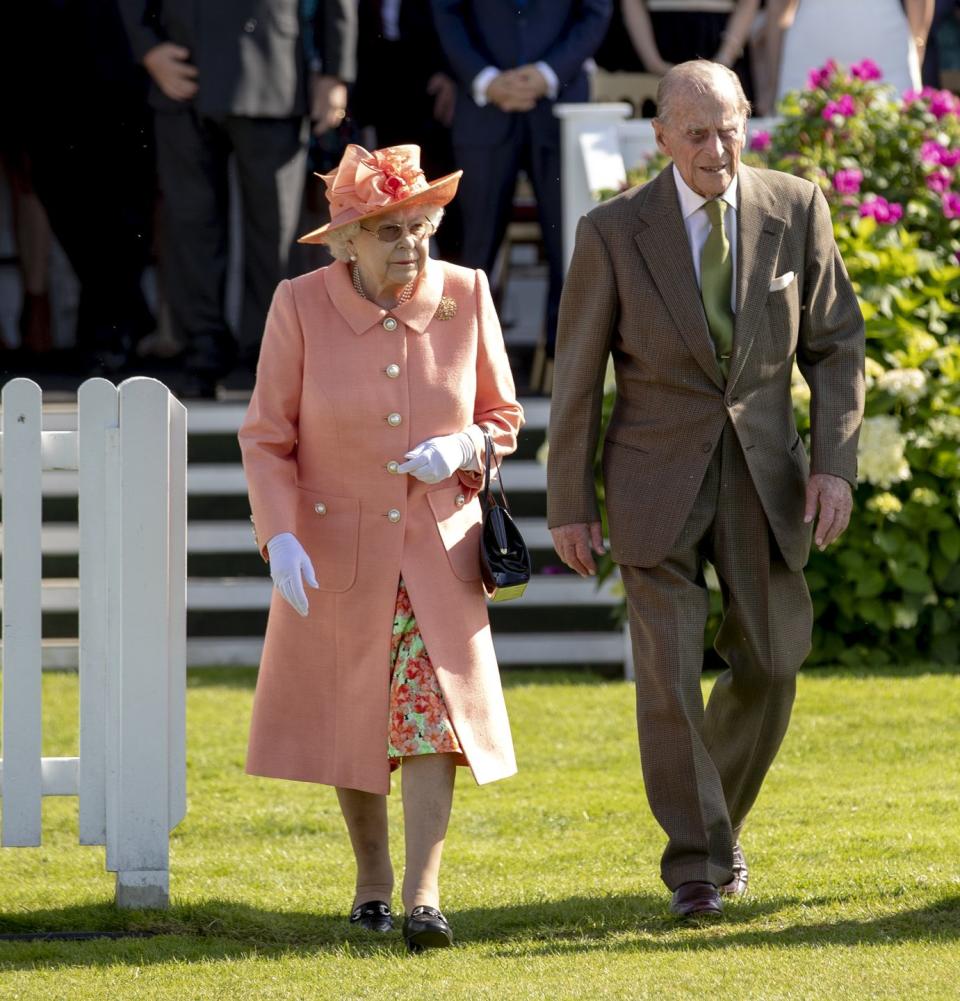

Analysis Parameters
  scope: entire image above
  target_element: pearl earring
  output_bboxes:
[349,252,357,262]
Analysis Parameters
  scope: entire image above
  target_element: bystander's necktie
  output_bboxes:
[700,198,734,377]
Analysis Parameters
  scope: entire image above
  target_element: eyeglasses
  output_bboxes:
[360,219,434,242]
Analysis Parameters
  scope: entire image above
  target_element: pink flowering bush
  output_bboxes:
[604,59,960,665]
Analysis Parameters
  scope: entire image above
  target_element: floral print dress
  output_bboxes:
[388,579,463,763]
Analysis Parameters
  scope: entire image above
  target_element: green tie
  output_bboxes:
[700,198,734,377]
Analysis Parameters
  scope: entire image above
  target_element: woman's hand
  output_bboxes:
[266,532,318,617]
[398,433,476,484]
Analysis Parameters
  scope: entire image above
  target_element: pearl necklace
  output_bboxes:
[351,264,414,305]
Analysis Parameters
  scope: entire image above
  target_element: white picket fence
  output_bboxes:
[0,377,187,908]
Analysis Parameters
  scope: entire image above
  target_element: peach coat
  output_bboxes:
[239,257,523,795]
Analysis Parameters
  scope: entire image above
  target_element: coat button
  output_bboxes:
[314,502,327,515]
[387,508,401,523]
[386,412,402,427]
[243,17,257,32]
[701,442,712,453]
[455,493,466,507]
[385,363,400,378]
[383,316,398,331]
[386,460,400,474]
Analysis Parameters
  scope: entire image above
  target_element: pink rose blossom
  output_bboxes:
[822,94,856,120]
[930,90,959,119]
[749,130,772,152]
[926,171,952,194]
[922,139,947,164]
[807,59,838,90]
[859,196,903,224]
[942,192,960,218]
[833,168,863,194]
[851,59,882,81]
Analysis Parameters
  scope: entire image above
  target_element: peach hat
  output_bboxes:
[298,143,462,244]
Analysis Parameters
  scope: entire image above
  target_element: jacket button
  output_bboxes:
[387,508,401,523]
[383,316,398,331]
[701,442,712,453]
[386,460,400,474]
[385,363,400,378]
[455,493,466,507]
[314,502,327,515]
[386,412,402,427]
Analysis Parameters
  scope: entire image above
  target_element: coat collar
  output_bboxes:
[631,163,785,392]
[633,166,725,390]
[325,256,445,335]
[729,164,786,391]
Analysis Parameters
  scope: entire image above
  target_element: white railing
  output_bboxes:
[0,377,187,908]
[555,102,780,267]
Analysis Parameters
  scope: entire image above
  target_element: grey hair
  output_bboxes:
[323,204,446,262]
[655,59,751,126]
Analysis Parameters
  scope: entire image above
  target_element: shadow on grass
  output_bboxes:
[1,892,957,970]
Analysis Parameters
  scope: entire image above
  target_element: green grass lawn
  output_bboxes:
[0,665,958,1000]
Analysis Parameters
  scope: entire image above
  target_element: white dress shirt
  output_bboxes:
[672,164,739,313]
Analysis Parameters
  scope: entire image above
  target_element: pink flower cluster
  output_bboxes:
[749,130,772,152]
[904,86,960,119]
[850,59,883,81]
[921,140,960,168]
[807,59,838,90]
[859,196,903,225]
[833,168,863,194]
[823,94,856,121]
[942,192,960,219]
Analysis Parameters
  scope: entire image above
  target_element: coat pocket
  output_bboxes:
[427,486,483,583]
[294,487,360,592]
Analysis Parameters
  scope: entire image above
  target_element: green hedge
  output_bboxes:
[595,61,960,665]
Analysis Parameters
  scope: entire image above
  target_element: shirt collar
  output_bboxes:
[672,163,739,219]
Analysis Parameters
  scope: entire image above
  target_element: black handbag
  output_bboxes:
[479,430,532,602]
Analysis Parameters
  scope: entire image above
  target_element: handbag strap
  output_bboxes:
[481,428,513,514]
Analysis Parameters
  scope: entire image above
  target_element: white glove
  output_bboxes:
[266,532,318,617]
[397,432,476,484]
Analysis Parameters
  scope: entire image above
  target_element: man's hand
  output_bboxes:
[514,64,550,99]
[486,69,539,112]
[143,43,198,102]
[310,73,348,134]
[804,473,854,550]
[427,72,457,127]
[550,521,606,577]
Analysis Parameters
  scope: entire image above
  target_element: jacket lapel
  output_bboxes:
[633,168,725,390]
[729,165,786,390]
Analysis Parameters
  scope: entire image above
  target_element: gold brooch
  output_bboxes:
[434,295,457,321]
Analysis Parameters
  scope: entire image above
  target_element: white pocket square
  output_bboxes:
[769,271,796,292]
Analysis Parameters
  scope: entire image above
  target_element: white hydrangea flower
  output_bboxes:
[929,414,960,440]
[866,491,903,516]
[909,487,939,507]
[875,367,927,404]
[893,607,918,629]
[864,357,886,388]
[858,415,912,488]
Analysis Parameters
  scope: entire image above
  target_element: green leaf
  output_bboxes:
[854,569,886,598]
[938,529,960,562]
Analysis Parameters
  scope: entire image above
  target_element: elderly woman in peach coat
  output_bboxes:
[238,144,523,952]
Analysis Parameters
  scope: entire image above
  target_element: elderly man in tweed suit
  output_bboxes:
[547,61,865,919]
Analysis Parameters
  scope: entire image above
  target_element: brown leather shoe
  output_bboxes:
[670,881,723,919]
[720,842,749,897]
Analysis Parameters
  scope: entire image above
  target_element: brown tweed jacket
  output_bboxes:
[546,163,865,571]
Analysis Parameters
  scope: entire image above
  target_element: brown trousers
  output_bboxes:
[620,421,813,890]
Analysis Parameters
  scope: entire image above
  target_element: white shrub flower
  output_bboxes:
[875,367,927,404]
[858,415,912,488]
[867,491,903,516]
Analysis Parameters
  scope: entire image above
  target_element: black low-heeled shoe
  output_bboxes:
[402,905,453,952]
[349,900,393,932]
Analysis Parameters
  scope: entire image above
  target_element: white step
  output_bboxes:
[16,631,627,670]
[0,459,547,496]
[1,572,618,613]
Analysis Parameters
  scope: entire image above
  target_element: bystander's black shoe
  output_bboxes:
[402,905,453,952]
